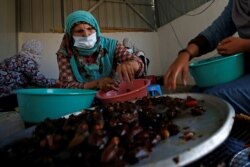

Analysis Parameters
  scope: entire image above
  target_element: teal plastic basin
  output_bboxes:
[189,53,245,87]
[15,88,97,123]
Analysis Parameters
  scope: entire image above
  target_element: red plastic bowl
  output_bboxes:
[96,79,150,104]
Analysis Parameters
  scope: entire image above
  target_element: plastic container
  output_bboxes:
[96,79,150,104]
[189,53,245,87]
[15,88,97,123]
[147,84,162,96]
[229,147,250,167]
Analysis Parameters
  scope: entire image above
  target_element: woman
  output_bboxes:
[57,10,145,91]
[164,0,250,115]
[0,39,57,111]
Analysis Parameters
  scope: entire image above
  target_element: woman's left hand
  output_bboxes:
[116,60,140,82]
[98,77,119,92]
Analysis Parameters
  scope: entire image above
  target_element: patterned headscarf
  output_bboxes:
[62,10,117,82]
[65,10,101,56]
[20,39,43,64]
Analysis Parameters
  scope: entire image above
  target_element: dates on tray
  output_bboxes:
[0,95,206,167]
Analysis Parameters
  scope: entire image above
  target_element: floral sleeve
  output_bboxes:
[57,53,85,88]
[22,58,56,87]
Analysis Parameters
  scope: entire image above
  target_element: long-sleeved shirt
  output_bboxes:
[57,42,145,88]
[189,0,237,56]
[0,54,56,97]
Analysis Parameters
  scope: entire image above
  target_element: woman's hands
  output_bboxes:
[163,37,250,91]
[90,60,140,92]
[116,60,140,82]
[98,77,119,92]
[164,44,199,91]
[98,59,140,92]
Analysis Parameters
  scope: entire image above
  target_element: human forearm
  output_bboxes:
[57,80,84,88]
[178,43,200,60]
[58,78,99,90]
[83,80,99,89]
[198,0,236,50]
[129,57,144,77]
[240,39,250,53]
[188,35,212,56]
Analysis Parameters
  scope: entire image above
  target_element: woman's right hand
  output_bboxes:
[116,60,140,82]
[164,53,190,91]
[98,77,119,92]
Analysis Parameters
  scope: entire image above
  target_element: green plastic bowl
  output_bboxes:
[15,88,97,123]
[189,53,245,87]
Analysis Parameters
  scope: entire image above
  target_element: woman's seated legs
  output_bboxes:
[191,74,250,115]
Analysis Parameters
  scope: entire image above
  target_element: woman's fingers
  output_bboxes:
[167,71,178,90]
[116,62,135,82]
[164,54,190,91]
[105,82,119,91]
[109,84,119,91]
[123,65,134,82]
[181,64,189,86]
[99,78,119,92]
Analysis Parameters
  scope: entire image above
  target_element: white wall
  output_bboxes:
[18,0,228,84]
[18,32,159,79]
[158,0,228,84]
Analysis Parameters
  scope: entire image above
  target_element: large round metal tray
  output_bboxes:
[133,93,235,167]
[0,93,235,167]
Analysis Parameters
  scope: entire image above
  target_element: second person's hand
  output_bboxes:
[217,37,249,55]
[164,53,190,91]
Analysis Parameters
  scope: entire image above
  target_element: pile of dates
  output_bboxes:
[0,95,205,167]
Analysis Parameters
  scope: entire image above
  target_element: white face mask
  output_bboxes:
[73,32,97,49]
